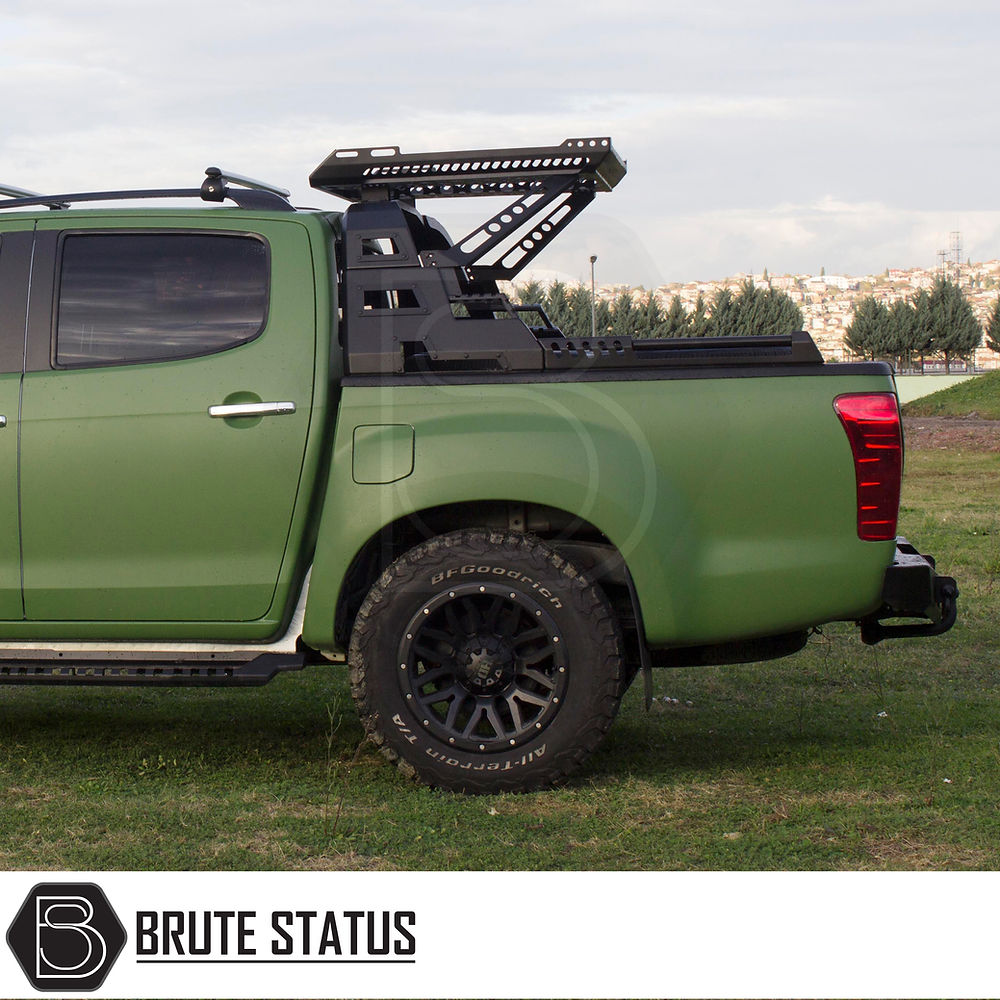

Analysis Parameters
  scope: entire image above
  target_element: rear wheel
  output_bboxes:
[349,529,624,793]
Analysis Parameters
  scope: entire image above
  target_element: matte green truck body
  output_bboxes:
[0,141,957,791]
[0,210,333,641]
[0,208,894,647]
[304,375,895,652]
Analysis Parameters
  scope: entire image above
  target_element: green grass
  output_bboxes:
[902,369,1000,418]
[1,446,998,871]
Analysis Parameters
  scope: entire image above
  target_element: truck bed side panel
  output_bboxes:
[303,370,896,651]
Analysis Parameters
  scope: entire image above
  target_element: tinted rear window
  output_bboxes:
[56,232,268,367]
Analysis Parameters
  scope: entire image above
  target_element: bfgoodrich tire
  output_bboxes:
[349,529,625,793]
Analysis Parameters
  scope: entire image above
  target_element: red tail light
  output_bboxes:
[834,393,902,542]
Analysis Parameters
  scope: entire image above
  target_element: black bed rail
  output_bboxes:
[539,329,825,369]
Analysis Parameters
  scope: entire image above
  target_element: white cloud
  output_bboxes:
[622,201,1000,283]
[4,1,1000,283]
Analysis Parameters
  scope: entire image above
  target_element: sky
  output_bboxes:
[2,0,999,287]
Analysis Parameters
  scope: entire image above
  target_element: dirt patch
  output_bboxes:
[297,850,395,871]
[859,834,991,870]
[903,416,1000,452]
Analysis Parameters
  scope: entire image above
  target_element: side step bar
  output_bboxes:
[0,651,306,686]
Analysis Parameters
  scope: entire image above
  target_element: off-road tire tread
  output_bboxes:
[349,529,624,793]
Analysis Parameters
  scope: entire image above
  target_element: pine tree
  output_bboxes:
[609,290,639,338]
[709,288,738,337]
[513,279,546,308]
[844,297,890,361]
[594,295,612,338]
[508,279,546,331]
[566,283,595,338]
[660,295,690,337]
[688,293,711,337]
[760,285,804,335]
[986,297,1000,355]
[734,279,764,334]
[910,289,933,371]
[715,279,803,337]
[634,291,665,339]
[928,277,981,372]
[545,280,573,332]
[885,298,916,370]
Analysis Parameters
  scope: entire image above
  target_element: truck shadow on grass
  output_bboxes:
[0,666,899,789]
[0,673,356,775]
[3,628,980,796]
[2,664,992,872]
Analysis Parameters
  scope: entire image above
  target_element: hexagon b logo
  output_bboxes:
[7,883,127,991]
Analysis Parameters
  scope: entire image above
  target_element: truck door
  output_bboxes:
[0,225,33,620]
[19,218,316,624]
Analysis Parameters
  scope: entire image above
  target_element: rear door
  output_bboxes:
[0,223,33,619]
[19,216,316,623]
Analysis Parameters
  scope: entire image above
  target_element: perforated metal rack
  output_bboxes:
[310,137,625,201]
[309,138,629,374]
[311,137,625,283]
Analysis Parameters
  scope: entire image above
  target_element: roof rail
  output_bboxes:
[0,183,68,210]
[0,168,294,213]
[200,167,291,202]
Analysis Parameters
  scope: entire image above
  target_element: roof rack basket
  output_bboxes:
[311,137,624,281]
[309,138,626,374]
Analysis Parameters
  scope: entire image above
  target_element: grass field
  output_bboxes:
[902,369,1000,419]
[1,437,997,871]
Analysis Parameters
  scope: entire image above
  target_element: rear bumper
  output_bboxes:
[860,538,958,645]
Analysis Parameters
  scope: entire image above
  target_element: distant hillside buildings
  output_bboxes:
[583,263,1000,370]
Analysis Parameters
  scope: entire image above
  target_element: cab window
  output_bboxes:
[55,232,269,367]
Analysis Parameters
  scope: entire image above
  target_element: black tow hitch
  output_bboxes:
[860,538,959,645]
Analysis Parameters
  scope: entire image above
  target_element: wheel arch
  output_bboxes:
[315,499,641,658]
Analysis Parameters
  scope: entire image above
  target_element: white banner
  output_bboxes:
[0,871,995,998]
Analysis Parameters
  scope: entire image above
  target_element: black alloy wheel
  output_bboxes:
[349,529,625,793]
[397,582,569,753]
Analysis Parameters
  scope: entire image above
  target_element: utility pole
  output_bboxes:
[589,255,598,339]
[950,231,963,285]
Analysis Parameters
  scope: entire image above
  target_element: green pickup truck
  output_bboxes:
[0,139,957,792]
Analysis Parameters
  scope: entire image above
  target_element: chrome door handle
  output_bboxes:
[208,401,296,418]
[0,415,6,429]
